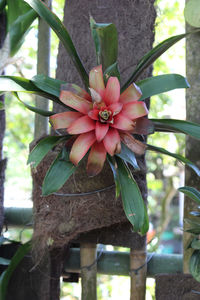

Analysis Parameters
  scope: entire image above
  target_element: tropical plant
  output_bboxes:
[0,0,37,73]
[179,186,200,282]
[1,0,200,235]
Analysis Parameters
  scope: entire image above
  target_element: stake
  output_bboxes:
[130,247,147,300]
[34,0,51,139]
[80,243,97,300]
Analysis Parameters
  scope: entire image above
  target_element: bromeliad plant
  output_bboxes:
[179,187,200,282]
[1,0,200,235]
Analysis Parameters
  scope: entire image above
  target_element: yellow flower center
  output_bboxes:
[99,110,111,121]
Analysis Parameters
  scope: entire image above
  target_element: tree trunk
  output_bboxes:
[184,21,200,272]
[0,6,7,235]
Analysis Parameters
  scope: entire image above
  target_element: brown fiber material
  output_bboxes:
[32,140,146,253]
[156,274,200,300]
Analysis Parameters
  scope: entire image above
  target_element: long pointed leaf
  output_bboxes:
[31,74,65,98]
[151,119,200,140]
[116,157,148,233]
[137,74,190,101]
[0,75,62,104]
[90,17,118,71]
[28,135,69,168]
[107,155,121,198]
[42,149,76,196]
[122,30,200,92]
[116,142,140,170]
[24,0,89,88]
[13,92,55,116]
[147,144,200,176]
[179,186,200,205]
[9,9,37,56]
[0,242,31,300]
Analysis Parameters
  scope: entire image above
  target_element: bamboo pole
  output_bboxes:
[34,0,51,139]
[80,243,97,300]
[130,248,147,300]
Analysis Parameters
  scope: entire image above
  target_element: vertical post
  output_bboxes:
[80,243,97,300]
[130,247,147,300]
[34,0,51,139]
[184,2,200,273]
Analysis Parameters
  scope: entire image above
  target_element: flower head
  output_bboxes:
[50,65,149,176]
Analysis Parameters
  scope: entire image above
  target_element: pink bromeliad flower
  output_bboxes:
[50,65,149,176]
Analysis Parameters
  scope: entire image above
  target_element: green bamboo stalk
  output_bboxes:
[34,0,51,139]
[80,243,97,300]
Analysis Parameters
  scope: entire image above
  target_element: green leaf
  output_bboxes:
[178,186,200,205]
[0,75,62,104]
[9,9,37,56]
[189,250,200,282]
[152,119,200,140]
[28,135,68,168]
[7,0,31,26]
[147,144,200,176]
[0,242,31,300]
[0,102,4,110]
[185,228,200,234]
[191,238,200,250]
[13,92,55,116]
[116,157,148,233]
[42,148,76,196]
[137,74,190,101]
[24,0,89,88]
[107,155,121,198]
[116,143,140,170]
[90,17,118,71]
[121,30,200,92]
[0,257,10,266]
[31,74,65,98]
[185,0,200,28]
[103,62,120,83]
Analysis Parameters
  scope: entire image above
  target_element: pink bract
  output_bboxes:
[50,65,148,176]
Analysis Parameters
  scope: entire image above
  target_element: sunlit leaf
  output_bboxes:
[137,74,190,101]
[185,0,200,28]
[42,148,76,196]
[179,186,200,205]
[28,135,69,168]
[0,242,31,300]
[147,144,200,176]
[116,157,148,233]
[90,17,118,71]
[24,0,89,88]
[152,119,200,140]
[7,0,31,26]
[9,9,37,56]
